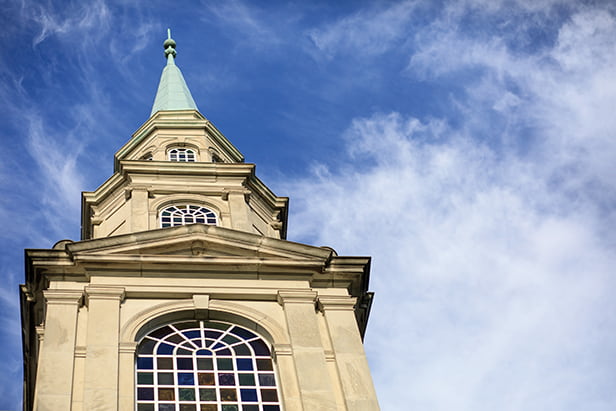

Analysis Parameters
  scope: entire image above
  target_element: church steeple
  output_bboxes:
[150,29,198,116]
[21,30,378,411]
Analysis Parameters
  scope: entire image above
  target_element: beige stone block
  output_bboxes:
[36,394,76,411]
[292,349,333,392]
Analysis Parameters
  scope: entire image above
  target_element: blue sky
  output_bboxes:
[2,0,616,409]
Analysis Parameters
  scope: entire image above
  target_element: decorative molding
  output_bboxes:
[273,343,293,356]
[43,289,83,305]
[121,298,289,346]
[317,296,357,312]
[74,346,87,358]
[192,294,209,310]
[277,289,317,305]
[119,341,137,354]
[191,240,206,256]
[84,286,125,305]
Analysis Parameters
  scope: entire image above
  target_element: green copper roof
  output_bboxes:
[150,31,199,116]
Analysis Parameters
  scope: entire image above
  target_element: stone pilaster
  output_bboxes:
[318,296,380,411]
[278,290,337,410]
[34,290,82,411]
[83,286,125,411]
[226,190,251,232]
[273,343,302,411]
[130,187,150,232]
[118,342,137,411]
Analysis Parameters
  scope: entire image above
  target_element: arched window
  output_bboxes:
[160,205,217,228]
[135,321,282,411]
[169,148,196,162]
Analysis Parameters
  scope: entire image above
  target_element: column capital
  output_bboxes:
[85,286,125,304]
[277,289,317,305]
[317,296,357,312]
[43,289,83,305]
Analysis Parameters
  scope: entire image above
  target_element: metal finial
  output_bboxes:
[163,28,177,59]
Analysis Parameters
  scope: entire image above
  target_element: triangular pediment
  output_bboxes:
[67,224,332,263]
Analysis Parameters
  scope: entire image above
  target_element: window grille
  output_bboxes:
[135,321,282,411]
[169,148,196,162]
[160,205,217,228]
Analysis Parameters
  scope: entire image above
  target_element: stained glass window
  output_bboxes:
[168,148,196,162]
[135,321,282,411]
[160,205,217,228]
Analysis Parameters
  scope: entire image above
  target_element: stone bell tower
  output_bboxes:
[20,32,379,411]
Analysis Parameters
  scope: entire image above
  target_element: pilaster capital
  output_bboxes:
[277,289,317,306]
[43,289,83,305]
[85,286,125,304]
[222,189,251,202]
[75,346,87,358]
[119,341,138,354]
[273,343,293,357]
[317,296,357,312]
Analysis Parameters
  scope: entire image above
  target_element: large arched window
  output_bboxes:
[135,321,282,411]
[168,148,197,162]
[160,205,217,228]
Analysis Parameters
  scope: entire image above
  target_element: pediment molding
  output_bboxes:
[68,225,330,260]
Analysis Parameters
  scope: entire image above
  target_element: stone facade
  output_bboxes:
[20,37,378,411]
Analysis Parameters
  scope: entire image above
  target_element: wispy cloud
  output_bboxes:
[26,0,112,46]
[200,0,286,48]
[306,1,417,59]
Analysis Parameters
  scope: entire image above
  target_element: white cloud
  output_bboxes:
[286,110,616,410]
[285,4,616,410]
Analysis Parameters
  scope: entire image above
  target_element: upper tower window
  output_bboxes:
[160,205,217,228]
[169,148,196,162]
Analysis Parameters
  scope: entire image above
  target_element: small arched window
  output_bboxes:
[169,148,196,162]
[160,205,217,228]
[135,321,282,411]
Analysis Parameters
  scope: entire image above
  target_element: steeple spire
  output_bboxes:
[150,29,199,116]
